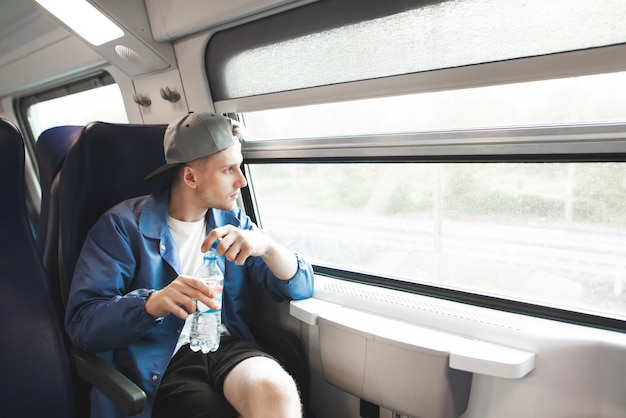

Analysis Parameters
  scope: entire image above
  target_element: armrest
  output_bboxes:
[71,347,147,416]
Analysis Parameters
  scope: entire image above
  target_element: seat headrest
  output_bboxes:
[35,125,83,250]
[36,125,83,195]
[59,121,169,293]
[0,119,24,213]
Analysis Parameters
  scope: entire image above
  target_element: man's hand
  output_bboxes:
[201,225,298,280]
[144,275,221,320]
[201,225,271,266]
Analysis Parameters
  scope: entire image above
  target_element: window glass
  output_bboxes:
[209,0,626,100]
[26,83,128,140]
[242,71,626,140]
[248,162,626,319]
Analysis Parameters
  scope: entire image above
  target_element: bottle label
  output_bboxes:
[196,276,223,313]
[197,294,222,313]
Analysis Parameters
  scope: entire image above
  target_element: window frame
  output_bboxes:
[14,71,121,226]
[15,71,117,160]
[240,123,626,163]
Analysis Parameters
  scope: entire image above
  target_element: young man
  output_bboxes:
[65,113,314,418]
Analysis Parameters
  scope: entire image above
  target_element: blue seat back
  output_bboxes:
[35,125,82,302]
[0,118,76,417]
[58,121,168,306]
[35,125,82,254]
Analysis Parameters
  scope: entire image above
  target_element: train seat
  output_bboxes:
[35,125,82,301]
[58,121,169,306]
[58,121,169,416]
[0,118,77,417]
[57,120,313,417]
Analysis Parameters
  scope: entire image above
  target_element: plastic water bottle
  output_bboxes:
[189,245,224,353]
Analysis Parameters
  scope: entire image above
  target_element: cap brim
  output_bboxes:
[144,163,179,180]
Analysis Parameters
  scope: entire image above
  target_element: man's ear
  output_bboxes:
[182,165,198,189]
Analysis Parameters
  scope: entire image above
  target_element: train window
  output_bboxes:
[241,71,626,140]
[245,160,626,321]
[19,72,127,140]
[238,72,626,327]
[211,0,626,329]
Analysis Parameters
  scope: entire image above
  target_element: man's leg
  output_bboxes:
[223,356,302,418]
[153,346,239,418]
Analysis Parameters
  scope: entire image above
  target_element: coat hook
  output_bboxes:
[133,93,151,107]
[160,87,180,103]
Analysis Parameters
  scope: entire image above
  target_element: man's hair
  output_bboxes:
[232,120,246,141]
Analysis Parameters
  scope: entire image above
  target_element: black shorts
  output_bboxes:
[152,336,276,418]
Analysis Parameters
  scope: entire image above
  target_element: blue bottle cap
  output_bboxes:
[204,238,221,260]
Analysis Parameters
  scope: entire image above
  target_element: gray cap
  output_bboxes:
[145,112,239,180]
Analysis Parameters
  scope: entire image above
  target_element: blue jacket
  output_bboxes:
[65,188,314,418]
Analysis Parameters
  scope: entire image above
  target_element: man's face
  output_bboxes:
[193,143,247,211]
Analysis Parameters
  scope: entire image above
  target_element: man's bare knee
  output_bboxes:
[252,371,297,404]
[224,356,302,418]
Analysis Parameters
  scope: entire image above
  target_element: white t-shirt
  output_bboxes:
[167,215,206,355]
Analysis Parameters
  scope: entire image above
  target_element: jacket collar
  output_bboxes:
[139,187,170,240]
[139,187,243,239]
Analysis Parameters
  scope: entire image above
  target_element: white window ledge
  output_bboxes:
[291,297,535,379]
